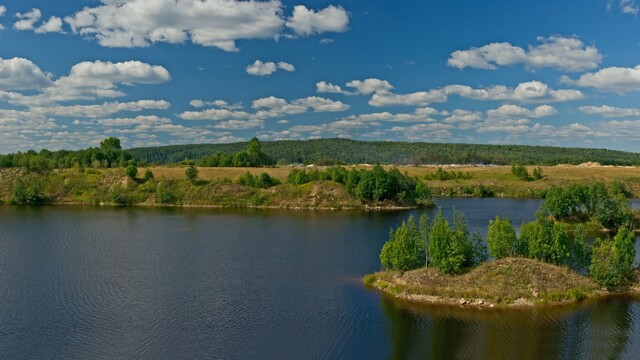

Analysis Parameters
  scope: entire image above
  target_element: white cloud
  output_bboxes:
[246,60,277,76]
[316,81,345,94]
[0,57,52,90]
[486,104,558,119]
[574,65,640,92]
[579,105,640,117]
[179,108,251,121]
[35,16,64,34]
[246,60,295,76]
[41,100,171,118]
[277,61,295,72]
[64,1,349,51]
[286,5,349,35]
[369,90,447,107]
[180,95,348,121]
[68,60,170,84]
[189,99,242,110]
[619,0,639,15]
[346,78,393,95]
[448,36,602,72]
[0,5,6,17]
[444,81,584,103]
[13,8,41,31]
[98,115,172,126]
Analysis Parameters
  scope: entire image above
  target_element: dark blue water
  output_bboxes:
[0,199,638,359]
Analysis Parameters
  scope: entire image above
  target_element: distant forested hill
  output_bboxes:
[128,139,640,166]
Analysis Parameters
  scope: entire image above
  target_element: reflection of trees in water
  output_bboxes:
[382,296,635,359]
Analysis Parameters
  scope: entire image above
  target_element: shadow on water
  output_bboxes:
[381,293,639,360]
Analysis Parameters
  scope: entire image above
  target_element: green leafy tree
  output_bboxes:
[589,226,635,289]
[571,223,591,271]
[487,216,517,259]
[185,165,199,183]
[428,209,452,272]
[550,222,571,265]
[142,169,154,182]
[379,215,425,271]
[427,209,481,274]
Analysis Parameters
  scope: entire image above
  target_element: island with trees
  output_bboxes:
[365,182,640,307]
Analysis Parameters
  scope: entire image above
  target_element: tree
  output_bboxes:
[486,216,516,259]
[589,226,635,289]
[550,222,571,265]
[185,165,199,183]
[125,164,138,179]
[428,209,452,272]
[419,213,430,267]
[571,223,591,271]
[427,208,481,274]
[142,169,154,182]
[379,215,425,271]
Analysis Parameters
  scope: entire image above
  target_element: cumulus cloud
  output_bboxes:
[579,105,640,117]
[574,65,640,93]
[35,16,64,34]
[316,81,344,94]
[486,104,558,119]
[63,1,349,51]
[444,81,584,103]
[0,5,6,17]
[285,5,349,35]
[369,90,447,107]
[41,100,171,118]
[246,60,295,76]
[448,36,602,72]
[180,95,348,121]
[189,99,242,110]
[346,78,393,95]
[0,57,52,90]
[13,8,41,31]
[252,96,349,117]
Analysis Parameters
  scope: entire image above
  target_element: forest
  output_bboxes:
[128,138,640,166]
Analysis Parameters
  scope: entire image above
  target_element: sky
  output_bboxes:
[1,1,640,153]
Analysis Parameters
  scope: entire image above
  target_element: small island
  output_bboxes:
[365,185,640,308]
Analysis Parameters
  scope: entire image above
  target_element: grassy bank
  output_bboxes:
[365,258,608,308]
[146,164,640,198]
[0,168,387,209]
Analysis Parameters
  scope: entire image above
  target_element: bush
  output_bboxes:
[125,164,138,179]
[11,178,49,205]
[427,209,484,274]
[511,164,531,181]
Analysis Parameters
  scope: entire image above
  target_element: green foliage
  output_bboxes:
[380,215,426,271]
[427,209,485,274]
[156,181,180,205]
[236,172,280,189]
[125,164,138,179]
[571,223,591,271]
[550,222,571,266]
[185,165,199,183]
[487,216,516,259]
[128,138,640,166]
[11,178,49,205]
[589,228,636,289]
[142,169,154,182]
[532,166,543,180]
[425,167,472,181]
[541,182,632,231]
[286,165,431,206]
[520,217,554,262]
[198,137,275,167]
[511,164,532,181]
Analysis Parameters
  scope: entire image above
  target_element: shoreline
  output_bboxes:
[364,258,640,309]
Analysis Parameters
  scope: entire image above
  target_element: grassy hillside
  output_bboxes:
[129,138,640,166]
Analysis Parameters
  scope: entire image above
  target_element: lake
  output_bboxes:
[0,199,639,359]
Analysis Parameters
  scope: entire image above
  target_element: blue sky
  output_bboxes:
[1,0,640,152]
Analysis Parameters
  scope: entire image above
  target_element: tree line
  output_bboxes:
[380,182,637,289]
[129,138,640,166]
[0,137,134,171]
